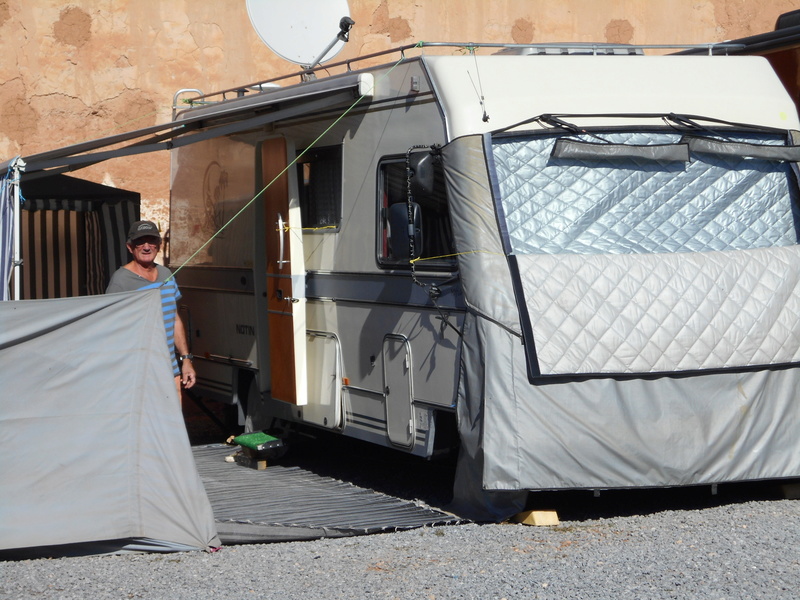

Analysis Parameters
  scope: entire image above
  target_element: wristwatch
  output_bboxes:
[179,354,194,362]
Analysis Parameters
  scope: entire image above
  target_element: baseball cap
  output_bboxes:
[127,220,162,242]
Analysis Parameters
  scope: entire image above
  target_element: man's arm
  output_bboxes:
[174,314,196,389]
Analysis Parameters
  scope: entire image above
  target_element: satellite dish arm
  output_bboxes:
[305,17,355,72]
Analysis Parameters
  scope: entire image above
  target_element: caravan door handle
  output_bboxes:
[276,288,300,303]
[276,213,289,268]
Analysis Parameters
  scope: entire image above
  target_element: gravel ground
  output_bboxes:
[2,498,798,599]
[3,414,799,599]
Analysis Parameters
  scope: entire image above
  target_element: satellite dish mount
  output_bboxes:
[306,17,355,73]
[246,0,354,76]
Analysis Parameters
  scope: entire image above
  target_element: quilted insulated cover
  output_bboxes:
[492,131,800,376]
[441,133,800,517]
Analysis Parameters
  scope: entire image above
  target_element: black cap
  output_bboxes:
[127,220,161,242]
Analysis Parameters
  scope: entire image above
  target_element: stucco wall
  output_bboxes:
[1,0,797,226]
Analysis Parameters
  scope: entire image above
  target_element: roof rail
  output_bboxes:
[174,41,747,109]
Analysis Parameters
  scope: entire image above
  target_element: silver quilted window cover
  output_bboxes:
[491,131,800,375]
[517,246,800,374]
[493,131,799,255]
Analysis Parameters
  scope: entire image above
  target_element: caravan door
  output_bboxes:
[262,137,307,405]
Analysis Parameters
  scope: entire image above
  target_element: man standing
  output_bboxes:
[106,220,196,394]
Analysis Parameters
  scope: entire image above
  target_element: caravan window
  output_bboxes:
[492,130,800,255]
[296,145,342,231]
[378,156,455,268]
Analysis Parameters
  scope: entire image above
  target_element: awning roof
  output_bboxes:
[21,173,140,202]
[1,73,371,178]
[678,13,800,56]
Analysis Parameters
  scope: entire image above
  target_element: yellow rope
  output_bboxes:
[279,224,338,232]
[409,249,504,264]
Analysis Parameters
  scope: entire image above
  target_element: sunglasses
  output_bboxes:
[132,237,161,247]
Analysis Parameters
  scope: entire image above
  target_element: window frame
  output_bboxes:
[295,144,343,233]
[376,154,456,270]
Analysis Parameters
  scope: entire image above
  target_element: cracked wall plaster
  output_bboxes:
[1,0,797,230]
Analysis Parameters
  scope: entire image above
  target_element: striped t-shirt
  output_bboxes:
[106,264,182,376]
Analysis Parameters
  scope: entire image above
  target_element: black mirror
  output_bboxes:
[408,152,436,197]
[388,202,423,260]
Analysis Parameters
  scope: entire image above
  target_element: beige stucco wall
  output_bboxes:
[1,0,798,225]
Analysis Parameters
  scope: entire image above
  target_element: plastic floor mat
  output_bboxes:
[193,445,462,544]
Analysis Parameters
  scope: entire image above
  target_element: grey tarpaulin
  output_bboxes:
[442,134,528,521]
[443,134,800,521]
[551,138,691,162]
[0,289,220,554]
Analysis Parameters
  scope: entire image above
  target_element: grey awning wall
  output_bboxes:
[440,134,521,335]
[0,289,220,554]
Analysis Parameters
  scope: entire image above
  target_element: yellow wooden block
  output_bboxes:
[512,510,560,526]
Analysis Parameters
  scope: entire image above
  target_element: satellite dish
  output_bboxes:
[246,0,353,67]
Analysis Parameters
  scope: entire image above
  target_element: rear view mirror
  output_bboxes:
[388,202,423,260]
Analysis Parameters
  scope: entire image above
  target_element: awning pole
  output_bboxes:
[10,157,25,301]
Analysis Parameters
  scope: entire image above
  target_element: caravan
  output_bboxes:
[168,44,800,517]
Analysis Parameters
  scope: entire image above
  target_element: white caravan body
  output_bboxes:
[169,48,800,518]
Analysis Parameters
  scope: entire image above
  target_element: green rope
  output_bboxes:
[167,52,409,282]
[100,110,163,137]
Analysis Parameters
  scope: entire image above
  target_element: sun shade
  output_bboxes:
[682,135,800,161]
[551,138,690,162]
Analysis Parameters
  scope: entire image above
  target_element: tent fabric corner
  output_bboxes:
[0,289,219,554]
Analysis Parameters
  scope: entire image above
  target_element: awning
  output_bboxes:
[1,72,373,177]
[677,11,800,55]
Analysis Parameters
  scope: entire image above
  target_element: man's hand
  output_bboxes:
[181,360,196,389]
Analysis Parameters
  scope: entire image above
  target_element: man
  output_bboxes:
[106,220,196,394]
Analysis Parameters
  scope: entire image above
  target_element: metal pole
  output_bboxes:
[304,17,355,75]
[10,157,25,301]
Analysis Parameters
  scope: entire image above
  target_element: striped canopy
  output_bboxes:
[13,174,139,299]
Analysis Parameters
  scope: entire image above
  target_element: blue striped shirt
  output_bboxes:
[106,265,182,376]
[138,278,181,376]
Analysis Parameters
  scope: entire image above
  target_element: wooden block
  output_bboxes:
[233,453,268,470]
[512,510,560,526]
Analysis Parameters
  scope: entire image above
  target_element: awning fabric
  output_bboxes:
[0,289,220,554]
